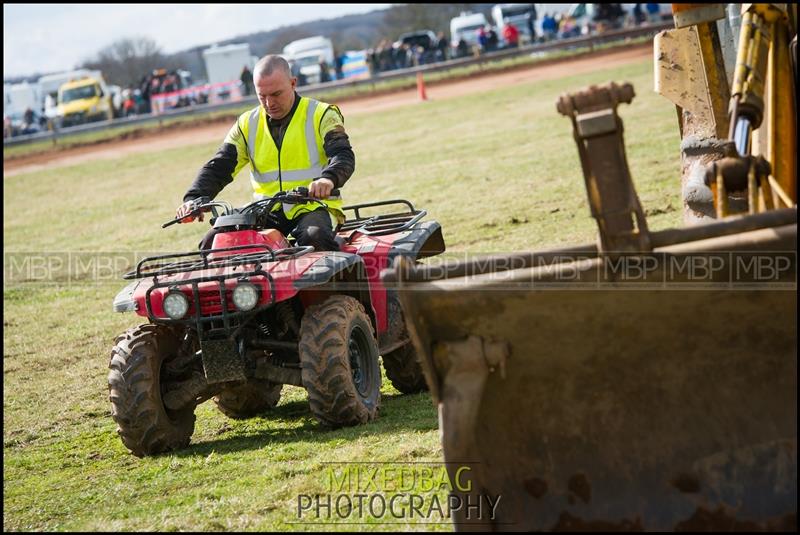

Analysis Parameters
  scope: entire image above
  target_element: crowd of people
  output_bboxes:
[540,3,663,40]
[366,39,441,74]
[119,69,201,117]
[360,4,664,76]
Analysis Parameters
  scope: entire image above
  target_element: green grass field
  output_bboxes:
[3,55,681,531]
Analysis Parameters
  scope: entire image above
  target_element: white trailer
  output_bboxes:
[202,43,254,86]
[3,82,44,136]
[282,36,335,85]
[3,82,42,117]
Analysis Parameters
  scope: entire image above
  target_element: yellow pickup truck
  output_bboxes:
[57,77,115,127]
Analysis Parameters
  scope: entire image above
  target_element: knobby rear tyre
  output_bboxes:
[382,293,428,394]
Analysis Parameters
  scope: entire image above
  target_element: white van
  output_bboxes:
[282,36,335,85]
[450,12,489,52]
[492,4,536,44]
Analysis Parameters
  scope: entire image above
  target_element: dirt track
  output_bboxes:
[4,43,650,177]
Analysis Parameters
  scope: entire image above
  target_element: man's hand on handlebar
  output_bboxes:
[175,199,205,223]
[308,178,335,199]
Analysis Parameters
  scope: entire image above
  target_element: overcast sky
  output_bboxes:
[3,3,391,79]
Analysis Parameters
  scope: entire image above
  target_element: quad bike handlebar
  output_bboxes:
[161,186,340,229]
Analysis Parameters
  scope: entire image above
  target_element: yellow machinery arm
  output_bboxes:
[655,3,796,221]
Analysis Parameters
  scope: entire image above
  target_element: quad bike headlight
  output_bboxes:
[163,290,189,319]
[232,281,259,311]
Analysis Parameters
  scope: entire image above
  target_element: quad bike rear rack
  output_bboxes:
[340,199,427,236]
[124,244,314,280]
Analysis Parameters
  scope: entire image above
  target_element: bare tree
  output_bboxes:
[80,36,171,88]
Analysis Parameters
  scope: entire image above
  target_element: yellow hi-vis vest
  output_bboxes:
[241,97,345,223]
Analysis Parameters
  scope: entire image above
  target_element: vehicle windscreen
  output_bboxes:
[501,6,533,18]
[455,24,484,43]
[457,24,485,34]
[571,4,587,18]
[295,55,320,68]
[402,36,432,49]
[61,84,98,103]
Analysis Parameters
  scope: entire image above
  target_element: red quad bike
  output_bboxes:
[109,188,445,457]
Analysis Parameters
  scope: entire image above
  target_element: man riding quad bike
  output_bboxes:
[109,188,444,457]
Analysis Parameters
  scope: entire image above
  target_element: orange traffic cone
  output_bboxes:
[416,72,428,101]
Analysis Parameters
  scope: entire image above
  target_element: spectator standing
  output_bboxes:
[608,3,626,29]
[366,48,378,76]
[477,26,488,53]
[486,26,499,52]
[319,57,331,83]
[133,89,144,114]
[646,3,660,23]
[394,44,408,70]
[378,40,393,71]
[122,89,135,116]
[560,14,580,39]
[456,38,469,58]
[335,54,344,80]
[527,4,538,42]
[289,59,307,86]
[502,19,520,48]
[240,65,253,95]
[633,4,646,25]
[542,13,557,40]
[165,73,178,93]
[436,31,449,61]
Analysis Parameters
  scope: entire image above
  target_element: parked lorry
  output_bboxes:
[282,36,335,85]
[385,3,796,530]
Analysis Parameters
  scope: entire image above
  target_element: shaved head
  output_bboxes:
[254,55,297,120]
[253,55,291,81]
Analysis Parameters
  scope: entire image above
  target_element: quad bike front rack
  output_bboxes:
[124,244,314,280]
